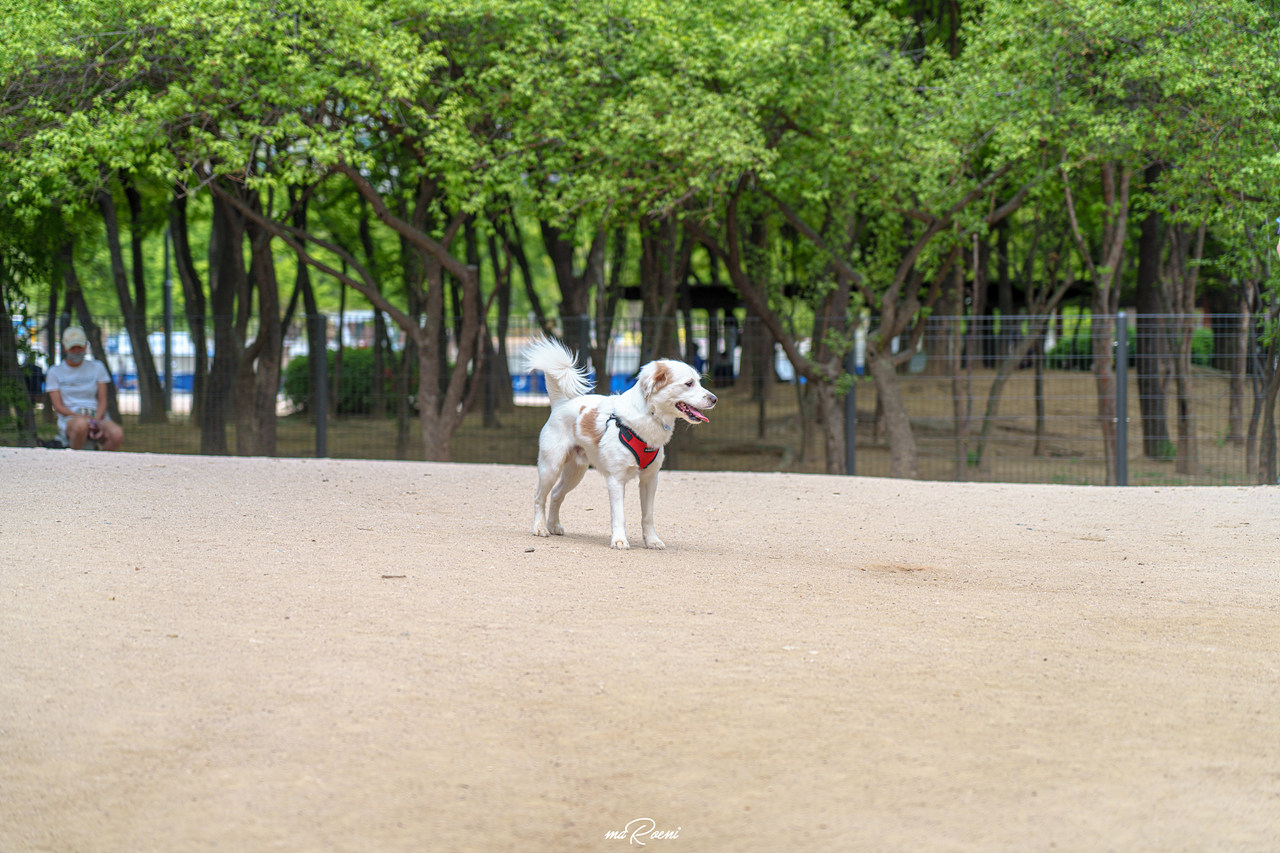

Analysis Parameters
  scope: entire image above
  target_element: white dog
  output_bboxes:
[525,336,716,550]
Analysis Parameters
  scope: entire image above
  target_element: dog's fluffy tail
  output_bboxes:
[524,336,593,406]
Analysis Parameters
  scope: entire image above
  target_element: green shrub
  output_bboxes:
[1045,324,1216,370]
[1191,326,1213,367]
[283,348,392,415]
[1045,327,1094,371]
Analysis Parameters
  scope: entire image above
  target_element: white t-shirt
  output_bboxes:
[46,359,111,417]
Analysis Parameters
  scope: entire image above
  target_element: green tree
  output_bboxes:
[969,0,1280,483]
[684,0,1035,476]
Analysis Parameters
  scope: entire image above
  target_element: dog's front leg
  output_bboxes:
[639,468,664,550]
[605,475,630,550]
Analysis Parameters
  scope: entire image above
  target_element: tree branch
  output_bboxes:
[207,180,417,335]
[333,163,473,283]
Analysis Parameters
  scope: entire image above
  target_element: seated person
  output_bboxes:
[45,326,124,451]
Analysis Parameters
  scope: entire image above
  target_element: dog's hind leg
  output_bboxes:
[532,452,563,537]
[547,450,588,536]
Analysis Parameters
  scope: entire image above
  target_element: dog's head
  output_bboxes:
[637,359,717,425]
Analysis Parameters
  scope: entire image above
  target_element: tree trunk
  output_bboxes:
[289,193,327,429]
[485,231,514,424]
[1172,326,1196,476]
[414,253,484,462]
[202,191,244,456]
[493,210,554,338]
[1091,305,1118,485]
[169,190,208,423]
[1227,289,1252,444]
[331,275,349,419]
[233,216,283,456]
[974,317,1055,470]
[1259,333,1280,485]
[814,374,846,474]
[639,214,687,362]
[950,260,971,478]
[589,226,626,392]
[1063,161,1130,486]
[867,349,918,479]
[123,174,166,418]
[925,294,960,376]
[973,226,1073,470]
[358,198,388,420]
[96,185,167,424]
[1135,166,1170,459]
[0,271,38,445]
[1033,340,1047,456]
[396,230,421,460]
[741,315,770,412]
[1204,286,1251,446]
[213,165,487,463]
[1165,223,1205,476]
[41,270,58,427]
[541,220,602,367]
[995,222,1015,359]
[122,176,147,320]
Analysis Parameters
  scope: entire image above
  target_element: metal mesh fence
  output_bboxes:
[885,313,1261,485]
[4,312,1276,486]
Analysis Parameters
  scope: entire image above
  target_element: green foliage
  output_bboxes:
[282,348,395,415]
[1044,327,1095,372]
[3,0,1280,341]
[1191,326,1214,367]
[1046,324,1215,371]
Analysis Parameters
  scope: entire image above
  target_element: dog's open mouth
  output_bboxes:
[676,401,710,423]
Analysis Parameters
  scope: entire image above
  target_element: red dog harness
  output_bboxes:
[608,416,659,469]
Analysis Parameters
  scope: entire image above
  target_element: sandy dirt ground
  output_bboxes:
[3,446,1280,852]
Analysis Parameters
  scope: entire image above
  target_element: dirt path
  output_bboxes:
[3,447,1279,852]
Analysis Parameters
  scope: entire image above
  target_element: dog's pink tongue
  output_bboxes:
[678,402,710,423]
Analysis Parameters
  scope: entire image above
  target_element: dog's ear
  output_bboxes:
[636,361,653,397]
[638,361,672,398]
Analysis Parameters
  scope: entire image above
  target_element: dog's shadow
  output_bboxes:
[527,533,674,554]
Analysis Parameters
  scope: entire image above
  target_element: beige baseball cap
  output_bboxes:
[62,326,88,349]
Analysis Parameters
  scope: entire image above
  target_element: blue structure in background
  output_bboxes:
[512,371,636,397]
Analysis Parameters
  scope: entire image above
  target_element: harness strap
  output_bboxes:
[606,415,659,470]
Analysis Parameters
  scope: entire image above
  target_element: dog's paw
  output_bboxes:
[611,536,631,550]
[549,522,565,536]
[645,535,666,550]
[533,522,551,537]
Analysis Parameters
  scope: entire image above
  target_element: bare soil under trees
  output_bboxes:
[3,447,1279,852]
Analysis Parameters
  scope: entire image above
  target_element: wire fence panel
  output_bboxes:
[4,312,1275,486]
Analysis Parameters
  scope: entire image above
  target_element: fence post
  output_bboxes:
[1115,311,1128,486]
[844,350,857,476]
[312,313,328,459]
